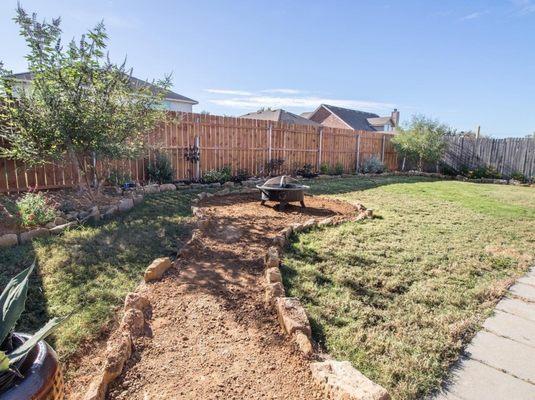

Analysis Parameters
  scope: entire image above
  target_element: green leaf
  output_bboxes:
[7,316,66,365]
[0,351,9,372]
[0,263,35,344]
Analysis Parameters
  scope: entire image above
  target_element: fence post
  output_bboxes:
[355,134,361,173]
[194,135,200,181]
[381,134,386,163]
[267,123,273,168]
[317,127,323,171]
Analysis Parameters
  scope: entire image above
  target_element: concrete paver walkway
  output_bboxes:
[434,267,535,400]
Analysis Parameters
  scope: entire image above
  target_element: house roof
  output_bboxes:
[367,116,393,127]
[319,104,380,131]
[300,111,314,119]
[240,109,320,126]
[10,72,198,105]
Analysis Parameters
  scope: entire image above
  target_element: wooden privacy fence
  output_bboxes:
[444,136,535,178]
[0,112,397,192]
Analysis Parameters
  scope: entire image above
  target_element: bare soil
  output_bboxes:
[65,193,355,400]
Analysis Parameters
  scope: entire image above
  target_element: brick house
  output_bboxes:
[303,104,399,132]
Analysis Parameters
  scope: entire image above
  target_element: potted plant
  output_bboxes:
[0,263,66,399]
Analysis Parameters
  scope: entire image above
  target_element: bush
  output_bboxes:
[265,159,285,176]
[361,156,385,174]
[295,164,317,178]
[146,152,174,184]
[202,166,232,184]
[108,169,132,187]
[16,192,55,227]
[232,168,250,183]
[510,171,527,182]
[466,165,501,179]
[319,163,329,175]
[332,163,344,175]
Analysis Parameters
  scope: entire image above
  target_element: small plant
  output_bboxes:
[202,166,232,184]
[470,165,501,179]
[332,163,344,176]
[295,164,317,178]
[232,168,250,183]
[16,192,55,227]
[0,263,65,388]
[107,169,132,187]
[146,152,174,184]
[509,171,526,182]
[361,156,385,174]
[319,163,329,175]
[265,158,285,176]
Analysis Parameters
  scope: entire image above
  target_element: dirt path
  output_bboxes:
[104,193,357,400]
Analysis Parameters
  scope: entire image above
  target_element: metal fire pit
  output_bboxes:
[256,175,309,209]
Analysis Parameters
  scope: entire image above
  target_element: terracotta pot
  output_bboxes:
[0,333,64,400]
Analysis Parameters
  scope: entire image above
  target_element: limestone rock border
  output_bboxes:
[262,205,391,400]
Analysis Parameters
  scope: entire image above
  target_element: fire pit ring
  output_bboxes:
[256,175,309,210]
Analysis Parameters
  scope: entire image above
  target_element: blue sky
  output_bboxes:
[1,0,534,137]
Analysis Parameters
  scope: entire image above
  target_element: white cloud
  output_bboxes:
[209,95,395,112]
[204,88,252,96]
[458,10,490,21]
[260,88,302,94]
[510,0,535,15]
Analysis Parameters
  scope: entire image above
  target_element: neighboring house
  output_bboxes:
[9,72,198,113]
[240,109,320,126]
[303,104,399,132]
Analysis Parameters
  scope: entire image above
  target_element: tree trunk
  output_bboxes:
[402,156,406,171]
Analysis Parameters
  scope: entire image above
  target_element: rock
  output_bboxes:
[0,234,18,248]
[86,206,100,223]
[509,179,522,185]
[265,246,280,268]
[45,222,56,229]
[365,209,374,218]
[19,228,49,244]
[294,331,313,356]
[265,282,285,305]
[310,360,390,400]
[124,293,150,312]
[54,216,68,226]
[103,205,119,219]
[265,267,283,284]
[191,198,199,205]
[215,188,230,196]
[66,211,78,221]
[118,198,134,213]
[49,221,78,235]
[144,257,173,282]
[143,184,160,194]
[159,183,176,192]
[275,297,311,337]
[132,194,144,205]
[318,217,333,226]
[209,182,221,188]
[190,183,203,188]
[121,308,145,336]
[302,219,316,230]
[223,181,234,188]
[197,192,208,200]
[272,235,286,249]
[280,226,293,239]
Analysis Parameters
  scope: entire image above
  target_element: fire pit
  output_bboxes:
[256,176,309,209]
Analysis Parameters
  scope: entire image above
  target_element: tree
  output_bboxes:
[392,115,451,171]
[0,7,172,199]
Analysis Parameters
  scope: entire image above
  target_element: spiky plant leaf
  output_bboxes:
[0,263,35,345]
[0,351,9,372]
[7,316,66,365]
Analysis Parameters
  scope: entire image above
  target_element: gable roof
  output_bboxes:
[367,116,393,127]
[9,72,198,105]
[240,109,320,126]
[319,104,380,131]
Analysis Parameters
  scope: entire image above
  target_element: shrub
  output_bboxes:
[202,166,232,184]
[332,163,344,175]
[265,159,285,176]
[108,169,132,187]
[510,171,526,182]
[469,165,501,179]
[16,192,55,227]
[146,152,174,184]
[361,156,385,174]
[295,164,317,178]
[319,163,329,175]
[232,168,250,183]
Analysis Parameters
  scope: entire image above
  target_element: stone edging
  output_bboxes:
[263,204,391,400]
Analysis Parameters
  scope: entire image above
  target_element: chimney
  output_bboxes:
[391,109,400,127]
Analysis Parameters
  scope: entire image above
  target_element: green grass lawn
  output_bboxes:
[0,189,199,366]
[284,176,535,400]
